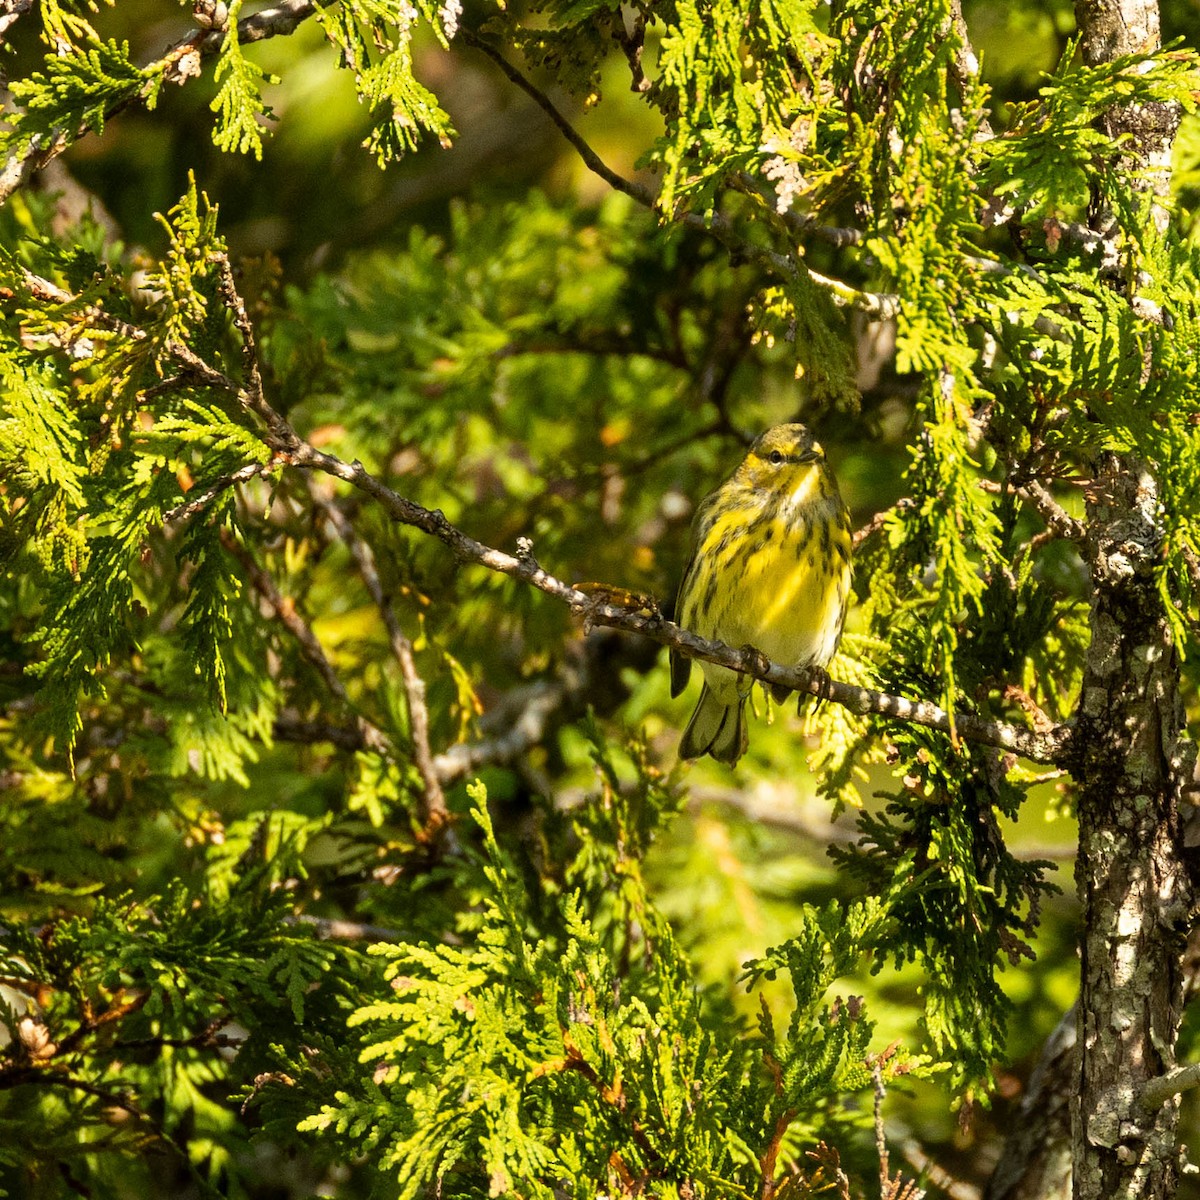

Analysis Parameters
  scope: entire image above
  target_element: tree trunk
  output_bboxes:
[984,930,1200,1199]
[1073,462,1192,1199]
[1068,3,1196,1198]
[985,1007,1074,1200]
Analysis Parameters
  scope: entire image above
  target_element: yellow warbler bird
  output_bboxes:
[670,424,853,764]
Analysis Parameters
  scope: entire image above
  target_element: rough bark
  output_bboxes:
[984,930,1200,1200]
[1068,3,1196,1197]
[980,4,1198,1198]
[987,470,1192,1200]
[1076,0,1169,75]
[1071,459,1193,1200]
[1077,0,1180,229]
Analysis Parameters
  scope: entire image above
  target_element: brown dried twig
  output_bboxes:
[874,1064,926,1200]
[759,1105,798,1200]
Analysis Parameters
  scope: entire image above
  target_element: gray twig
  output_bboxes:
[1018,480,1086,542]
[874,1063,926,1200]
[162,460,275,524]
[286,439,1072,764]
[979,477,1086,543]
[287,914,406,942]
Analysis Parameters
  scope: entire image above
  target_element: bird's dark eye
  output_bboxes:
[768,450,785,466]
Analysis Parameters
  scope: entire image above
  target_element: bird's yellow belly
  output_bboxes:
[734,543,846,663]
[690,524,850,701]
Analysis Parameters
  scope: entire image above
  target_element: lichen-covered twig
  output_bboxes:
[285,439,1072,764]
[162,460,276,524]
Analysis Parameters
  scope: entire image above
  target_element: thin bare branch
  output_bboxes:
[903,1139,980,1200]
[804,265,900,318]
[433,673,583,787]
[13,267,251,401]
[272,715,364,752]
[874,1064,926,1200]
[874,1065,891,1189]
[210,251,293,441]
[14,266,303,463]
[611,9,650,94]
[272,632,636,786]
[208,0,328,48]
[0,1067,141,1108]
[1017,480,1086,542]
[459,28,653,208]
[979,477,1085,542]
[287,914,406,942]
[688,781,1073,861]
[284,439,1072,764]
[162,460,276,524]
[309,486,449,836]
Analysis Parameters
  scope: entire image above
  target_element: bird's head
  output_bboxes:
[736,424,831,494]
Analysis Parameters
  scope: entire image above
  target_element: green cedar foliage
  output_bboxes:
[2,40,146,155]
[293,775,920,1197]
[0,875,358,1194]
[3,0,1200,1195]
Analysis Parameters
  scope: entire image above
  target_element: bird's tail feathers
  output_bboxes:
[679,683,747,765]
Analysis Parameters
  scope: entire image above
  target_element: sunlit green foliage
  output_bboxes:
[3,0,1200,1196]
[209,3,278,159]
[1,40,145,156]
